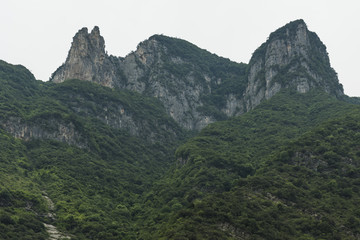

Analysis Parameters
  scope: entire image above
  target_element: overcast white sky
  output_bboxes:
[1,0,359,96]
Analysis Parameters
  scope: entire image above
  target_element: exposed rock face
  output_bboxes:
[244,19,344,110]
[51,28,243,130]
[122,38,217,130]
[0,117,86,148]
[51,20,344,130]
[51,27,119,88]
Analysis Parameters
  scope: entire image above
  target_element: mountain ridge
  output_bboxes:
[50,19,344,130]
[52,29,247,130]
[142,90,360,239]
[1,19,359,239]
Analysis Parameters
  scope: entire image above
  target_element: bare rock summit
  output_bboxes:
[244,19,344,110]
[51,20,345,130]
[51,26,118,87]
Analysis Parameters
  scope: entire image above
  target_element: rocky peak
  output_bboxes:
[134,36,165,66]
[51,26,117,87]
[50,21,344,131]
[244,19,344,110]
[51,31,245,131]
[70,26,105,59]
[71,26,107,67]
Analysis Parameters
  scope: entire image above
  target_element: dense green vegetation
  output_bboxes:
[0,130,48,239]
[0,60,186,239]
[154,111,360,239]
[1,21,360,239]
[136,90,360,239]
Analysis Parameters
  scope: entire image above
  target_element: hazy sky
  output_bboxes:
[1,0,359,96]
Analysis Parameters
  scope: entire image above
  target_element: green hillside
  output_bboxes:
[137,90,360,239]
[0,60,186,239]
[1,23,360,239]
[156,112,360,239]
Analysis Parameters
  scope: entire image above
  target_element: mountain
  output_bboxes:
[0,60,185,239]
[244,19,344,110]
[51,27,247,130]
[51,20,344,130]
[165,117,360,239]
[146,90,360,239]
[1,19,359,239]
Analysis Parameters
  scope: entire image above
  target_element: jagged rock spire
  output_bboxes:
[50,21,345,131]
[51,26,117,87]
[244,19,344,110]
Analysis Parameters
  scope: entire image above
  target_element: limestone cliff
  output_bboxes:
[51,20,344,130]
[51,27,120,88]
[51,28,246,130]
[244,19,344,110]
[0,117,87,148]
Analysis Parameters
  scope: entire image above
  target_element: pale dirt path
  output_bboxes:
[42,192,71,240]
[44,223,71,240]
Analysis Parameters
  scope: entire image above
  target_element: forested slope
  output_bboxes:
[1,19,360,240]
[0,60,186,239]
[137,90,360,239]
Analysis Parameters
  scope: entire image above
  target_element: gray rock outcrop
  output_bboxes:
[51,28,242,130]
[51,27,119,88]
[0,117,87,148]
[244,19,344,111]
[51,20,344,131]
